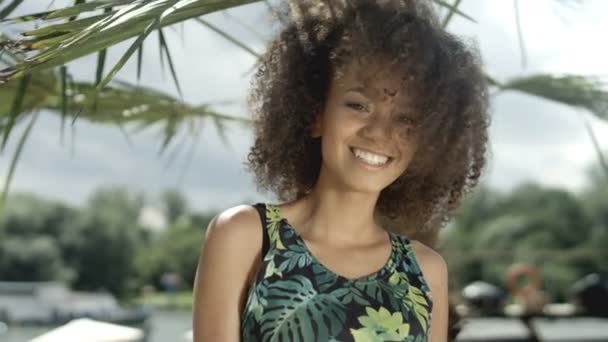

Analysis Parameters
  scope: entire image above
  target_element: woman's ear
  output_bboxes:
[310,111,323,138]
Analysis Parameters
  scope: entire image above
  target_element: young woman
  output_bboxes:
[193,0,490,341]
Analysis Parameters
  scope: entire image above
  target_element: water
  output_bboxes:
[6,312,608,341]
[0,310,192,342]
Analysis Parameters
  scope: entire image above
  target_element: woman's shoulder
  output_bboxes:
[192,204,265,340]
[408,239,448,286]
[210,203,260,227]
[407,239,448,315]
[204,203,264,252]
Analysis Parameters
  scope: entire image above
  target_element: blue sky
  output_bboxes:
[1,0,607,214]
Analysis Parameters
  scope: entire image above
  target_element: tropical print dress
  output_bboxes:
[240,203,433,342]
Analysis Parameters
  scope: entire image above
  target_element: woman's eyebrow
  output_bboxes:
[345,86,378,98]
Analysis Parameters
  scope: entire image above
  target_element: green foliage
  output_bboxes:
[259,274,347,341]
[133,290,194,310]
[443,180,607,302]
[134,217,206,289]
[0,236,73,282]
[161,189,188,224]
[0,186,212,298]
[0,192,78,237]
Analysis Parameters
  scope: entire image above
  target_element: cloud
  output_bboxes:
[450,0,608,194]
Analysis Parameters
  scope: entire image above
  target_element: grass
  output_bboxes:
[132,291,193,310]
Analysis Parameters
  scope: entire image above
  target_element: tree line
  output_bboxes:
[0,187,213,298]
[0,164,606,302]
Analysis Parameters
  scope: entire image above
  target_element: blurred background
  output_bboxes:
[0,0,607,341]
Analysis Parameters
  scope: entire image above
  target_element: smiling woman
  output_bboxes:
[192,0,490,341]
[308,58,421,194]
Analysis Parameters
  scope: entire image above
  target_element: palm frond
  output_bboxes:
[498,73,608,181]
[0,0,25,20]
[0,0,480,84]
[0,72,250,202]
[195,17,259,58]
[0,0,261,83]
[513,0,527,68]
[60,65,68,141]
[436,0,476,28]
[580,111,608,182]
[498,74,608,121]
[157,26,183,96]
[221,10,266,42]
[0,110,39,207]
[1,73,30,151]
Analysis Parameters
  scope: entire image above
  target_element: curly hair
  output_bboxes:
[245,0,491,241]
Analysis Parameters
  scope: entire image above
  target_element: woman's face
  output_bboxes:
[312,58,420,193]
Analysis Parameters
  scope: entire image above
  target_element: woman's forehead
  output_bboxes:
[333,58,416,104]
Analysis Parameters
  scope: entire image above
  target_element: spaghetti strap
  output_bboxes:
[252,203,270,262]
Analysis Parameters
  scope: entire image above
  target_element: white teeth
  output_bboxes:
[352,148,389,166]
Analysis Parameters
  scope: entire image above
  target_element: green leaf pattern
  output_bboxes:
[350,306,411,341]
[266,203,286,250]
[241,203,433,341]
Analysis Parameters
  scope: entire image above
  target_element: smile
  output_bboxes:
[350,147,393,168]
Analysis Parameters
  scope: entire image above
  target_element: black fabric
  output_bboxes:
[252,203,270,261]
[240,202,434,341]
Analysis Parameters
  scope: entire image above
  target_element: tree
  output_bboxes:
[0,193,78,282]
[0,236,72,281]
[135,219,206,289]
[66,186,146,297]
[444,182,600,301]
[161,188,188,224]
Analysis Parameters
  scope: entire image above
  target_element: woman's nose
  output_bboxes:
[362,116,395,141]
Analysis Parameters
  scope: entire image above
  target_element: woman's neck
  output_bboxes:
[282,181,386,247]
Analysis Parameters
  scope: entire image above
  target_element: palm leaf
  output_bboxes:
[0,0,25,20]
[437,0,476,28]
[580,112,608,182]
[277,244,313,273]
[1,73,30,150]
[195,17,259,58]
[60,65,68,141]
[68,80,250,127]
[157,26,182,95]
[497,74,608,120]
[404,285,431,332]
[313,263,339,292]
[0,0,261,83]
[497,73,608,181]
[260,274,347,341]
[1,110,39,207]
[0,0,478,84]
[0,71,250,203]
[513,0,527,68]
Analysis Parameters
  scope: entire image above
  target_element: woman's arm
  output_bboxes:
[411,240,449,342]
[192,205,262,341]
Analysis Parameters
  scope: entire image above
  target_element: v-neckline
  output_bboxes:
[271,203,398,283]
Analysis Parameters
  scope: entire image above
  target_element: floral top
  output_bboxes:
[240,203,433,341]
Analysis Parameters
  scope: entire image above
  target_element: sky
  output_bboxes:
[1,0,607,215]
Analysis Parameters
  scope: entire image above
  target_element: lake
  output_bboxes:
[4,311,608,341]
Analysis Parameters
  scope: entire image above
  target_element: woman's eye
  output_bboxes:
[346,102,368,112]
[397,115,414,125]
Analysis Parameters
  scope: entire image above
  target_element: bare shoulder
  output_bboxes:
[409,240,448,286]
[200,203,264,288]
[205,204,262,243]
[410,240,449,341]
[192,204,263,341]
